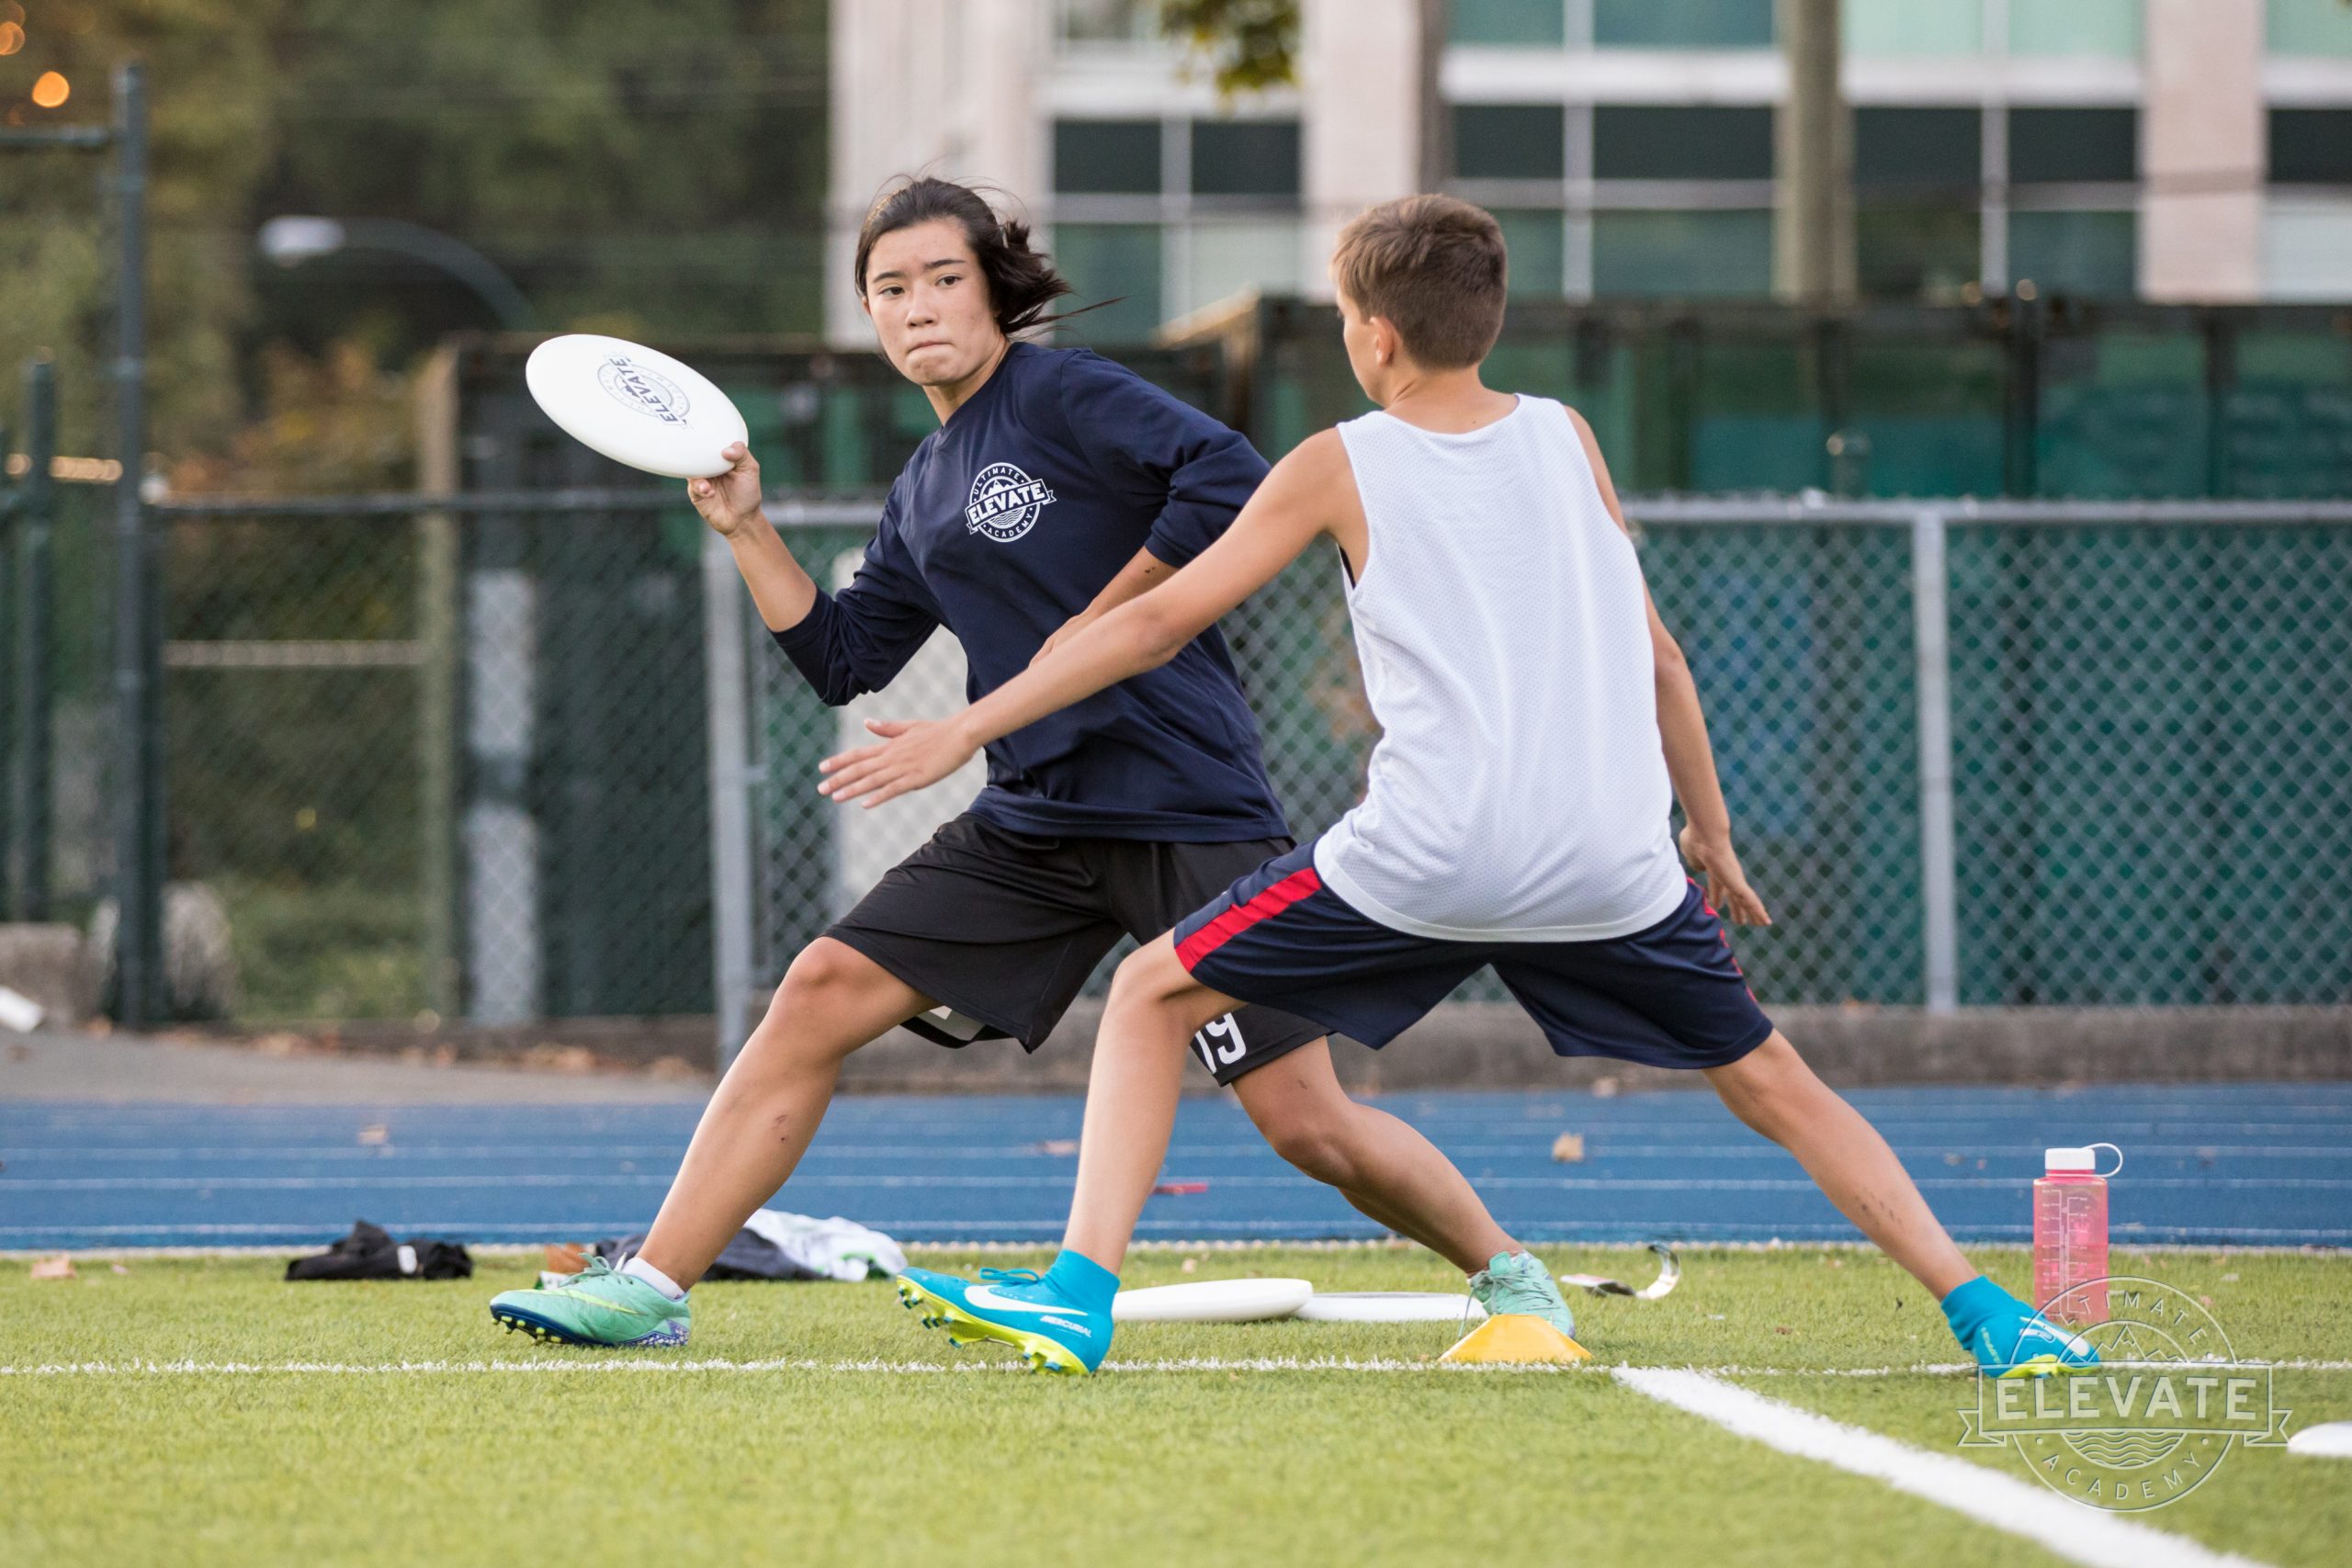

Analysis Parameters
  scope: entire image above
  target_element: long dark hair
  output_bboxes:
[854,176,1077,337]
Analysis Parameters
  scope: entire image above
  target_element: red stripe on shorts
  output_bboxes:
[1175,865,1324,971]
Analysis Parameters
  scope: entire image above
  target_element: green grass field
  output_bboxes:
[5,1245,2346,1566]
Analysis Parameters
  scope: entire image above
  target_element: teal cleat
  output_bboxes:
[1970,1309,2100,1379]
[1468,1250,1577,1340]
[895,1264,1109,1375]
[489,1256,690,1348]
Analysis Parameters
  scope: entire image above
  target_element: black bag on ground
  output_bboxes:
[286,1220,473,1281]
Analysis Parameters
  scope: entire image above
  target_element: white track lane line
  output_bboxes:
[1611,1368,2272,1568]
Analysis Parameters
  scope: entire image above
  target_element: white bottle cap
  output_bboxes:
[2044,1145,2098,1172]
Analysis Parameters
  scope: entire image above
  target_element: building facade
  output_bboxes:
[827,0,2352,342]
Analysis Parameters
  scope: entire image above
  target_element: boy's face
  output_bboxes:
[862,219,1002,388]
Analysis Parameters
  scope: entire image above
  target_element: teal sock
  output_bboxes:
[1045,1249,1119,1312]
[1939,1274,2015,1343]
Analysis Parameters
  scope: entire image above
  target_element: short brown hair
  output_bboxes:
[1330,196,1509,369]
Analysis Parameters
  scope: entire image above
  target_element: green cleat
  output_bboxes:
[1469,1250,1578,1340]
[489,1255,690,1348]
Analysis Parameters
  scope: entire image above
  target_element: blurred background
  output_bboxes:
[2,1,2347,1074]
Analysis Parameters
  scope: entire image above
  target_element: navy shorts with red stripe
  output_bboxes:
[1170,840,1775,1071]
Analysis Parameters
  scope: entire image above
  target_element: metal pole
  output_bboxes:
[701,531,755,1071]
[1774,0,1855,303]
[108,61,161,1025]
[11,356,57,920]
[1911,508,1959,1013]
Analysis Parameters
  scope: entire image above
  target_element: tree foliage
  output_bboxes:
[3,1,826,474]
[1158,0,1301,94]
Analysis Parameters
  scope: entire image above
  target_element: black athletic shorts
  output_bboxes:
[825,813,1327,1087]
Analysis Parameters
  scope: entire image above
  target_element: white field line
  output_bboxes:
[8,1238,2351,1260]
[5,1357,2347,1379]
[1611,1367,2273,1568]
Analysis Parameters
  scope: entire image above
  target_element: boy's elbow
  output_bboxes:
[1651,631,1690,682]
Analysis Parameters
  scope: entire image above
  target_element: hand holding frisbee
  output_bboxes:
[525,333,751,480]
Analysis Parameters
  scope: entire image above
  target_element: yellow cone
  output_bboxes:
[1440,1313,1593,1365]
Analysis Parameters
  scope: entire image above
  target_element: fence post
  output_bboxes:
[702,531,755,1072]
[1911,507,1959,1013]
[108,61,163,1026]
[10,356,57,920]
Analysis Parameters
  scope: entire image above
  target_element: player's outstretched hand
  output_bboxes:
[820,717,977,808]
[1679,825,1772,927]
[687,442,763,537]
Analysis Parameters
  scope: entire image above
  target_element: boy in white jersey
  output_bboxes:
[822,196,2096,1381]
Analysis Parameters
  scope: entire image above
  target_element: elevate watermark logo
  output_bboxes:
[1957,1276,2291,1510]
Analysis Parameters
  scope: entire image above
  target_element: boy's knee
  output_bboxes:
[1106,940,1192,1010]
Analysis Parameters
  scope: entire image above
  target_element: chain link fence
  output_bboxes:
[15,479,2352,1040]
[718,499,2352,1055]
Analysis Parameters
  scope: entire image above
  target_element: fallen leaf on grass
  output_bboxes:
[30,1256,74,1280]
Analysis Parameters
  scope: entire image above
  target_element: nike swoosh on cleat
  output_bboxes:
[963,1284,1093,1320]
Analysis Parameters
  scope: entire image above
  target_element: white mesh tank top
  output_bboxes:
[1313,395,1687,942]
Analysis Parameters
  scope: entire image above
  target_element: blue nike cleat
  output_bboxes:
[894,1256,1114,1375]
[1969,1309,2100,1378]
[1943,1276,2098,1378]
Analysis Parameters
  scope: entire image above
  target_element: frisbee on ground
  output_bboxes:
[2288,1422,2352,1458]
[525,333,749,479]
[1293,1292,1487,1324]
[1110,1278,1313,1324]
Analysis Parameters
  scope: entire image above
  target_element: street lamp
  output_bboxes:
[257,215,538,331]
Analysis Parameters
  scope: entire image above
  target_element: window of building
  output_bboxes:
[1055,119,1162,195]
[1855,107,1984,191]
[1493,209,1568,297]
[1451,0,1567,47]
[2270,110,2352,186]
[1050,223,1165,339]
[1842,0,1980,57]
[1192,120,1302,197]
[1592,209,1774,296]
[1173,218,1304,316]
[1858,206,1980,300]
[1593,0,1773,49]
[2009,210,2136,297]
[2009,108,2137,186]
[2264,197,2352,299]
[1057,0,1157,45]
[2269,0,2352,55]
[1593,106,1774,181]
[1052,116,1305,335]
[1453,104,1567,180]
[2007,0,2141,57]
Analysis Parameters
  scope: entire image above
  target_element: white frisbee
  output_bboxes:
[1111,1278,1314,1324]
[525,333,749,479]
[1293,1292,1488,1325]
[2288,1421,2352,1459]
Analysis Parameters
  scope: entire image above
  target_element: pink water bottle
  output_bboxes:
[2033,1143,2121,1325]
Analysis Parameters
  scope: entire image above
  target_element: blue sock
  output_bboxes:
[1045,1248,1120,1312]
[1939,1274,2017,1342]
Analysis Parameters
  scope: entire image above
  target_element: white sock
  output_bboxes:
[621,1255,686,1301]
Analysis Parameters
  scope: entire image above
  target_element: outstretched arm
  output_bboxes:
[820,431,1352,807]
[1566,411,1771,926]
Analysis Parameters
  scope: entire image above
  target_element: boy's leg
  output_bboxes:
[1701,1032,1973,1296]
[1227,1038,1516,1274]
[1063,937,1232,1271]
[634,938,933,1287]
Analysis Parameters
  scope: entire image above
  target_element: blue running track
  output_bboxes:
[5,1083,2348,1252]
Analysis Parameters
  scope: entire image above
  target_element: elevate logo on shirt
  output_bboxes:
[965,462,1057,542]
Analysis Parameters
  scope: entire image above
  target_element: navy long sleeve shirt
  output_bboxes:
[771,343,1289,843]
